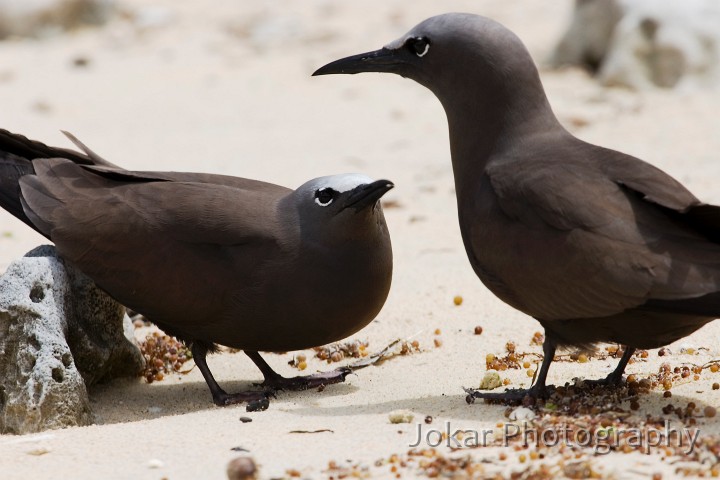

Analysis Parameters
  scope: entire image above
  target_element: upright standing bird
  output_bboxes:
[0,129,394,406]
[314,13,720,400]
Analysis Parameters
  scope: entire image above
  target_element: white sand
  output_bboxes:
[1,1,720,478]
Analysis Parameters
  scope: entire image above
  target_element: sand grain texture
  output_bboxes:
[1,1,720,478]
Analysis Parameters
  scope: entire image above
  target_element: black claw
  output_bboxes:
[265,389,278,399]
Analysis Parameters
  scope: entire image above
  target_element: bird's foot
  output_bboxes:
[258,367,352,391]
[575,371,624,388]
[212,389,275,411]
[464,384,552,405]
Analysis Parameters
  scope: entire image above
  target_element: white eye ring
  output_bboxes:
[314,188,335,206]
[416,43,430,57]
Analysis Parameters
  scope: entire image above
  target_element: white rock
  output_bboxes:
[509,406,536,422]
[550,0,623,71]
[551,0,720,89]
[0,245,143,434]
[388,410,414,424]
[0,250,92,434]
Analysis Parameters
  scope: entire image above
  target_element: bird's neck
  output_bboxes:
[435,72,564,200]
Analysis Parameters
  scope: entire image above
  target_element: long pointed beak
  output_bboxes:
[342,180,394,212]
[313,48,405,76]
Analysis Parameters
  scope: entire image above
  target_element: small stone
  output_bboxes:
[478,371,502,390]
[148,459,164,469]
[227,456,258,480]
[388,410,414,424]
[246,397,269,412]
[27,447,50,456]
[509,406,536,421]
[474,326,483,335]
[72,56,90,68]
[705,406,717,418]
[679,344,696,355]
[453,295,463,306]
[239,417,252,423]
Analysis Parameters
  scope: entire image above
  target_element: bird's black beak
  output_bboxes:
[313,48,405,76]
[342,180,394,212]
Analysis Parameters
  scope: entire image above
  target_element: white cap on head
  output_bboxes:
[306,173,374,193]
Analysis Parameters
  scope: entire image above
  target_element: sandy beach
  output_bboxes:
[1,1,720,478]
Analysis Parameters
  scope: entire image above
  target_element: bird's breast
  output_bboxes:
[219,239,393,352]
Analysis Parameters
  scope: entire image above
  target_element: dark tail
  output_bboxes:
[0,128,114,235]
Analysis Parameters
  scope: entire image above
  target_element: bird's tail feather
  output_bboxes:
[0,128,107,235]
[0,128,97,166]
[0,150,38,231]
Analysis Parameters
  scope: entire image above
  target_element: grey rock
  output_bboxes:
[551,0,720,89]
[0,245,143,434]
[0,248,91,433]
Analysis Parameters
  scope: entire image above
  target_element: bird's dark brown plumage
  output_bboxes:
[0,128,394,406]
[314,12,720,400]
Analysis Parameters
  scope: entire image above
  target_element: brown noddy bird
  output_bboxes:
[314,13,720,400]
[0,129,394,406]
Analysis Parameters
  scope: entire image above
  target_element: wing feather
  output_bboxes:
[476,140,720,321]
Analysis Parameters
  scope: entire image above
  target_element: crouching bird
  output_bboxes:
[314,13,720,401]
[0,129,393,406]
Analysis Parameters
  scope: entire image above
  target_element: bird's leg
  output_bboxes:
[191,344,271,408]
[466,336,557,403]
[583,346,636,386]
[245,351,351,391]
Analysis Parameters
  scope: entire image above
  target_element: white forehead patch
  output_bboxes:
[311,173,374,193]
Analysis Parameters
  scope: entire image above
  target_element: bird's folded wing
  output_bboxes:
[81,164,291,194]
[600,151,720,243]
[19,158,287,261]
[600,150,701,212]
[483,152,720,320]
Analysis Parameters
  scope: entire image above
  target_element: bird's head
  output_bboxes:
[313,13,546,117]
[291,173,394,243]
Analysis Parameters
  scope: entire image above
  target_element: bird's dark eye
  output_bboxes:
[407,36,430,57]
[314,188,337,206]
